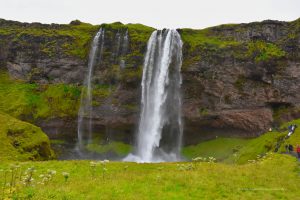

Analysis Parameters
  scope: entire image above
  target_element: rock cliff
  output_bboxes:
[0,18,299,145]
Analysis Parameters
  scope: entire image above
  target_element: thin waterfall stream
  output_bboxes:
[77,28,105,153]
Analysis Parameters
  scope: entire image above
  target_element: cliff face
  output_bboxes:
[0,18,300,145]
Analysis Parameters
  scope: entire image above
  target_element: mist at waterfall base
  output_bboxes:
[124,29,184,163]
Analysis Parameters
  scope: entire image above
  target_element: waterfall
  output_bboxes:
[125,29,183,162]
[77,28,105,151]
[120,30,129,69]
[113,31,121,64]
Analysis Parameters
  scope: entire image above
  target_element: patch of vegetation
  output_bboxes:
[0,112,54,161]
[277,118,300,152]
[234,75,247,91]
[247,41,286,62]
[183,128,290,164]
[198,107,209,116]
[50,140,65,145]
[86,141,132,156]
[182,138,250,161]
[92,84,115,98]
[120,66,143,83]
[122,104,138,112]
[180,28,240,51]
[0,72,81,120]
[232,131,285,164]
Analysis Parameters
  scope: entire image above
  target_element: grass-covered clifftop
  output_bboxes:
[180,18,300,70]
[1,18,298,69]
[0,18,154,61]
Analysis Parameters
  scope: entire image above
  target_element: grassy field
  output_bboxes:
[0,153,299,200]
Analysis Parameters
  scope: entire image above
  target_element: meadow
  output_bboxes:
[0,153,299,200]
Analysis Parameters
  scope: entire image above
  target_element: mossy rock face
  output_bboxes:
[0,18,299,144]
[0,112,55,161]
[0,72,81,120]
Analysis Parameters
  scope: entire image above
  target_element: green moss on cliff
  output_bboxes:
[247,41,286,62]
[180,28,241,70]
[60,23,99,59]
[0,72,81,119]
[0,112,54,161]
[120,66,143,83]
[32,84,81,119]
[234,75,246,91]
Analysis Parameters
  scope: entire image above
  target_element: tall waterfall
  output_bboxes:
[125,29,183,162]
[77,28,105,150]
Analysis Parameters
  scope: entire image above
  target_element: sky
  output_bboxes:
[1,0,300,29]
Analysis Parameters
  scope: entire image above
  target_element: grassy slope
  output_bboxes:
[0,154,299,199]
[278,118,300,152]
[0,112,54,161]
[182,138,250,161]
[182,122,295,164]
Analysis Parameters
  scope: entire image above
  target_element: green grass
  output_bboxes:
[278,118,300,152]
[233,131,285,164]
[0,19,154,60]
[0,153,298,199]
[0,112,54,161]
[86,141,132,156]
[0,21,98,59]
[182,138,250,162]
[182,130,288,164]
[183,118,300,164]
[180,28,240,50]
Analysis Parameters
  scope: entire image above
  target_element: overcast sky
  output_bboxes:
[1,0,300,29]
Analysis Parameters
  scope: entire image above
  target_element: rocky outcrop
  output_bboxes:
[0,18,300,144]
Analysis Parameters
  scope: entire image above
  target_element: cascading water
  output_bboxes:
[120,30,129,69]
[77,28,105,151]
[125,29,183,162]
[113,31,121,63]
